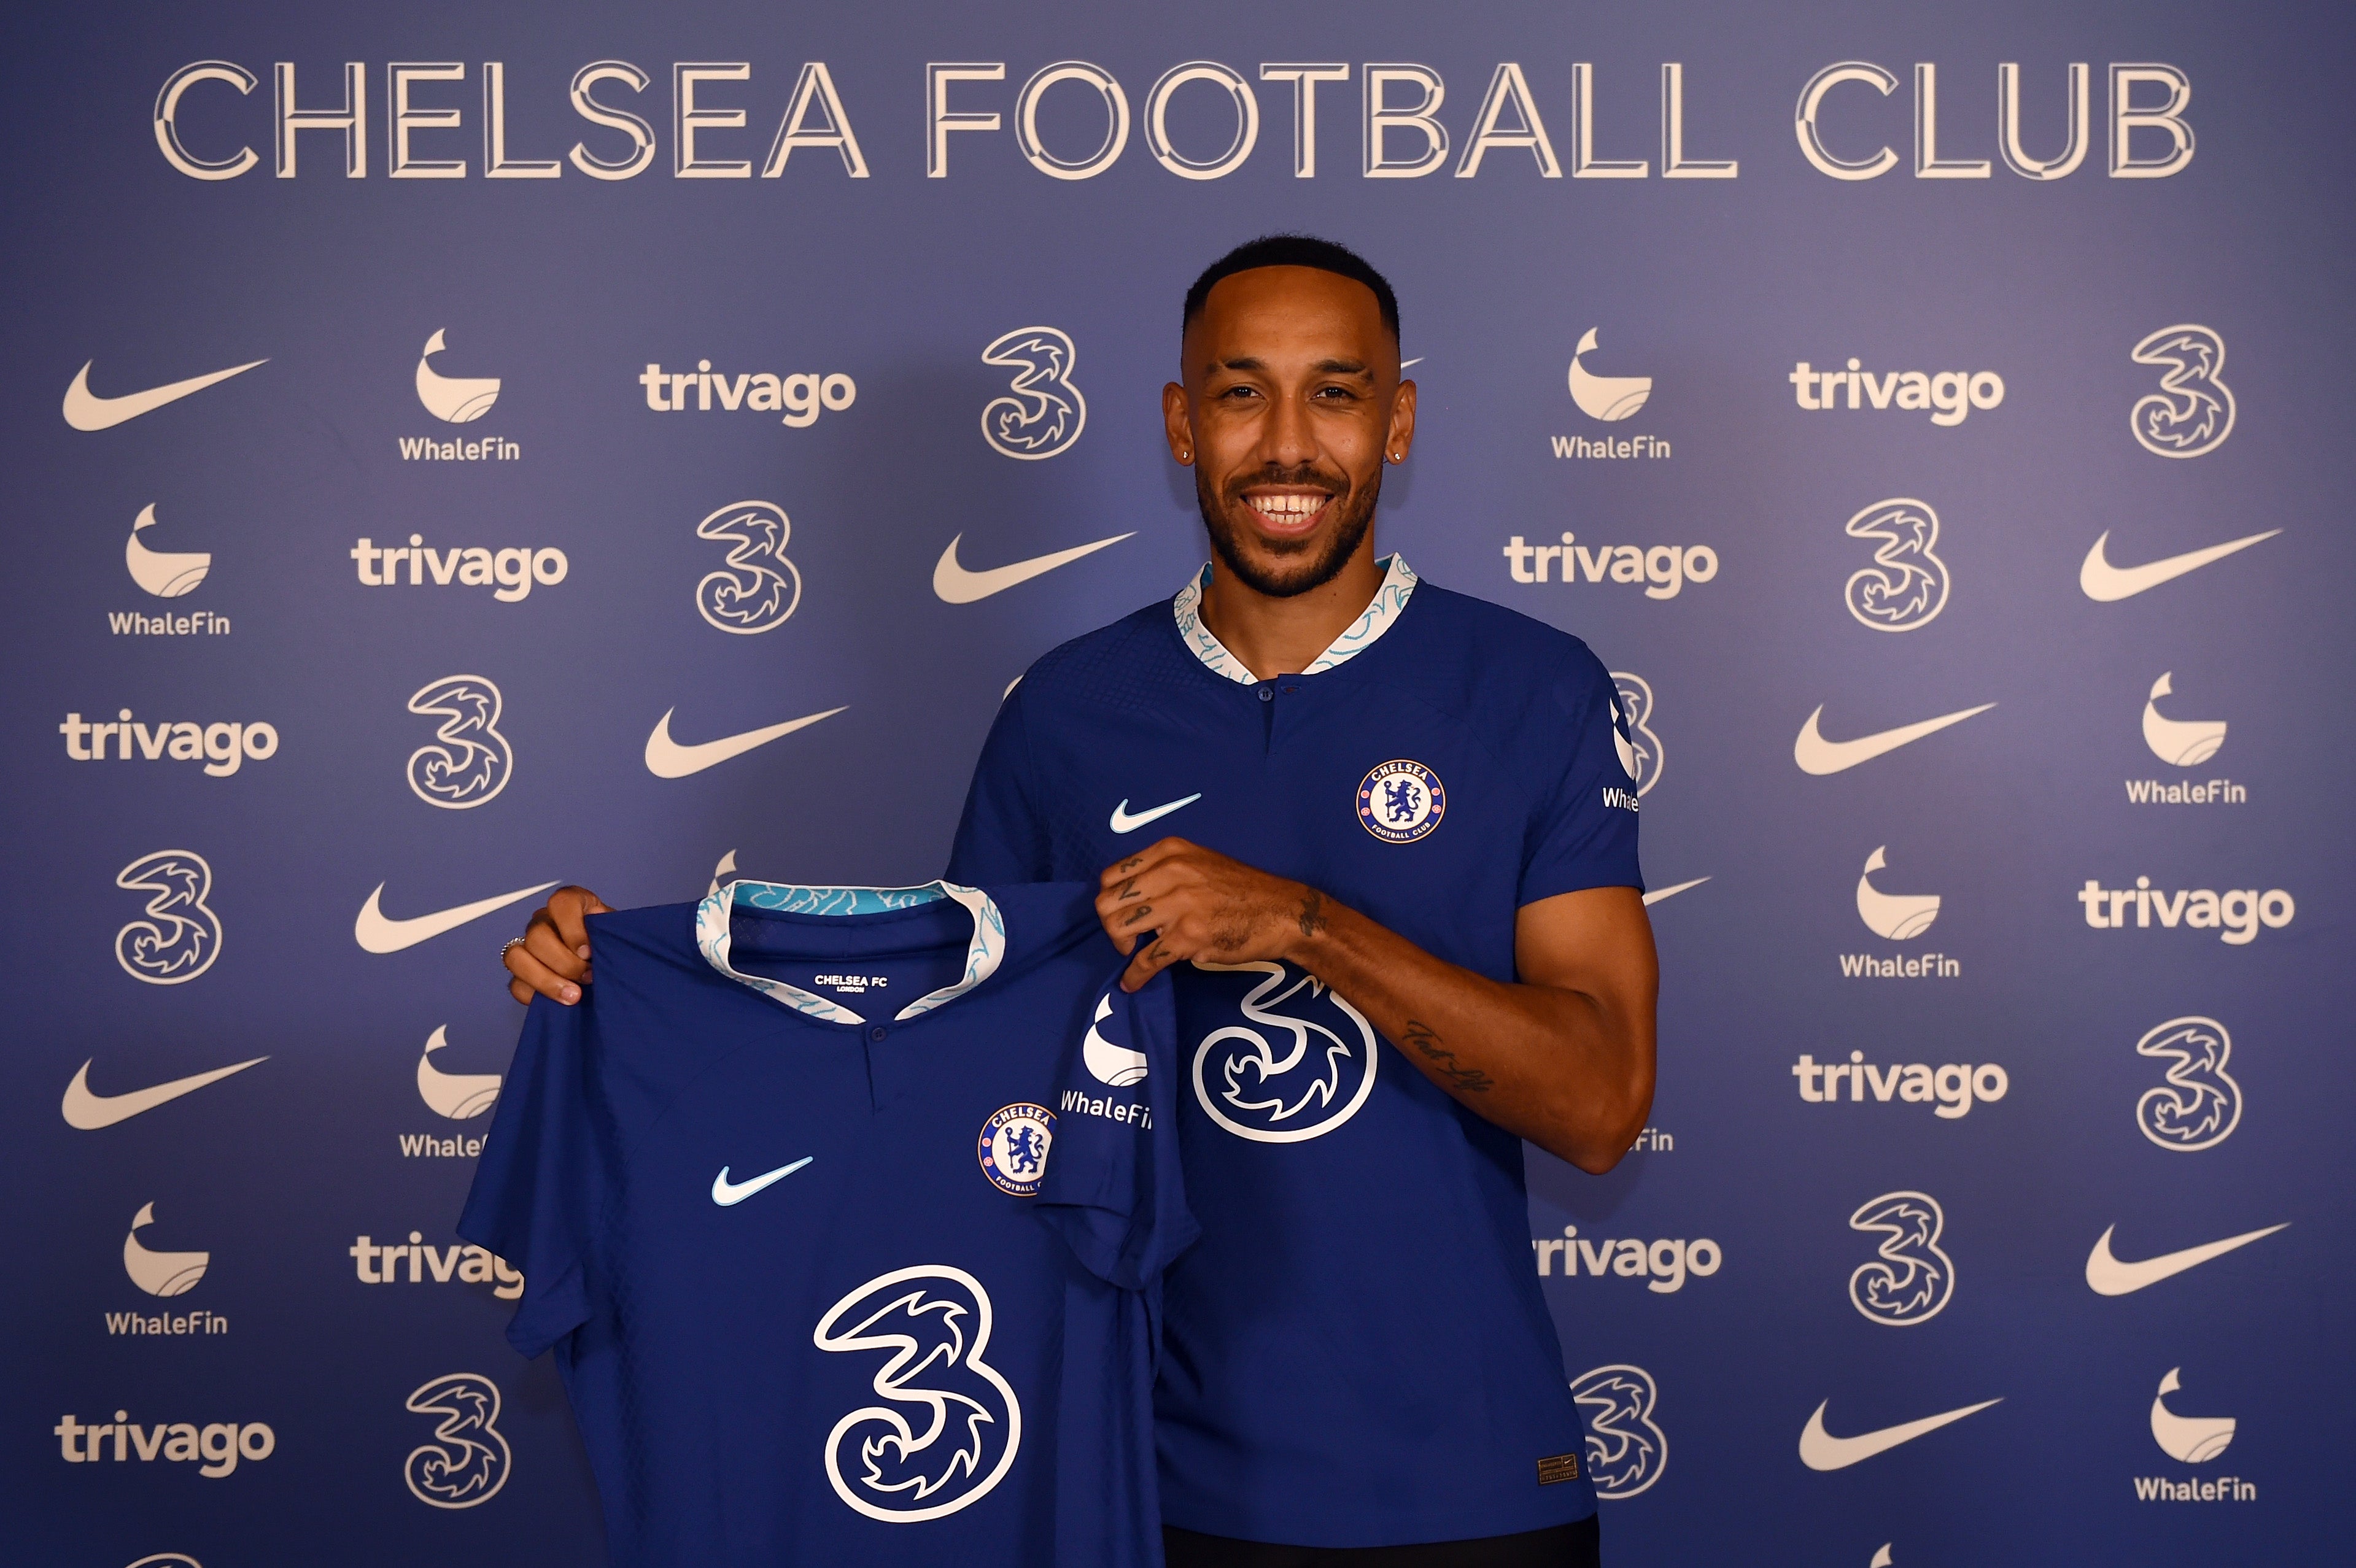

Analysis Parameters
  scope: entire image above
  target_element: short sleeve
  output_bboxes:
[947,685,1053,884]
[457,995,602,1359]
[1517,645,1646,908]
[1035,970,1197,1291]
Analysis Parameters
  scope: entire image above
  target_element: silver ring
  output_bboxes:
[500,937,527,962]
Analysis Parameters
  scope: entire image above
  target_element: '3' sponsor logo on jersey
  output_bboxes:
[1188,959,1379,1143]
[812,1265,1022,1522]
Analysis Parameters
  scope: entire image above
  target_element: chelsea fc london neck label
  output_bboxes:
[1357,760,1446,844]
[977,1102,1055,1196]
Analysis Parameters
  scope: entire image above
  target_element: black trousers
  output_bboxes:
[1164,1515,1600,1568]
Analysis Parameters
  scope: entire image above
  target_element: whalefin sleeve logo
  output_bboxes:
[405,676,512,808]
[124,504,209,598]
[414,330,500,423]
[2135,1016,2241,1151]
[1190,959,1378,1143]
[1848,1191,1955,1325]
[979,326,1085,458]
[403,1373,511,1508]
[115,850,222,984]
[2130,325,2233,458]
[1569,1364,1666,1497]
[1082,993,1149,1086]
[813,1265,1022,1521]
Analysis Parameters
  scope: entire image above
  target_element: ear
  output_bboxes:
[1162,381,1195,464]
[1385,376,1418,463]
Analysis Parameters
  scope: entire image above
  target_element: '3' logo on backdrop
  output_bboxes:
[406,676,512,809]
[980,327,1086,460]
[695,500,803,634]
[115,850,222,985]
[1843,498,1950,632]
[1847,1190,1955,1326]
[403,1372,511,1508]
[2129,325,2234,459]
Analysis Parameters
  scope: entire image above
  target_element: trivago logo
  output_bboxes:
[2077,879,2293,943]
[1794,1053,2008,1118]
[61,713,277,776]
[55,1412,273,1476]
[641,360,854,426]
[350,1231,522,1299]
[351,536,567,601]
[1503,536,1717,598]
[1789,360,2003,425]
[1532,1226,1721,1292]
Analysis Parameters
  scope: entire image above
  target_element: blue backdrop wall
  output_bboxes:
[5,1,2350,1562]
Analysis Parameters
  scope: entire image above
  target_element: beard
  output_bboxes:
[1196,460,1381,599]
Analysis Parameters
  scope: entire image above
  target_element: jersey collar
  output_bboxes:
[694,879,1006,1025]
[1171,553,1419,686]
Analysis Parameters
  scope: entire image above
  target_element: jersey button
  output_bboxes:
[869,1027,888,1042]
[1257,684,1273,702]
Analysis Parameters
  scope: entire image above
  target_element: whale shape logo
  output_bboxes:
[1856,846,1940,940]
[2149,1367,2234,1462]
[1082,993,1149,1086]
[1568,328,1651,422]
[416,1025,501,1120]
[2142,673,2226,767]
[414,330,500,423]
[123,1202,208,1297]
[123,504,209,598]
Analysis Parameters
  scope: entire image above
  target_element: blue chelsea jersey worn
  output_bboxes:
[459,879,1195,1568]
[947,558,1644,1547]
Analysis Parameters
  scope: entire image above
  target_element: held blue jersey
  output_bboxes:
[947,558,1643,1547]
[457,879,1194,1567]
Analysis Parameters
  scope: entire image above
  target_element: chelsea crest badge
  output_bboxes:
[1356,759,1446,844]
[977,1102,1055,1195]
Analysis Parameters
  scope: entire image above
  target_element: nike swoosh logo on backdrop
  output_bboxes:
[1641,877,1710,906]
[711,1157,813,1205]
[2085,1221,2288,1296]
[355,879,560,954]
[61,1056,266,1129]
[63,358,268,431]
[1797,1397,2002,1471]
[1109,794,1202,834]
[1794,703,1996,776]
[2079,528,2280,602]
[933,531,1134,604]
[645,706,847,779]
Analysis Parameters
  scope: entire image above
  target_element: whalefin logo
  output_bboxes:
[2150,1367,2234,1462]
[416,1027,500,1119]
[1609,673,1662,797]
[813,1264,1023,1521]
[403,1373,511,1508]
[1082,994,1149,1086]
[1568,328,1651,422]
[1190,960,1378,1143]
[1568,1364,1665,1497]
[123,1202,209,1297]
[2142,673,2225,766]
[125,505,209,598]
[1856,846,1939,940]
[115,850,222,984]
[414,330,500,423]
[695,500,802,633]
[2130,325,2233,458]
[2135,1016,2241,1152]
[980,326,1084,458]
[406,676,512,809]
[1848,1191,1954,1326]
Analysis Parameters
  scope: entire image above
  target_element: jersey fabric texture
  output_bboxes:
[947,558,1644,1547]
[458,879,1194,1567]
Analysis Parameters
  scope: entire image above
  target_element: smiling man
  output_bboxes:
[506,235,1657,1566]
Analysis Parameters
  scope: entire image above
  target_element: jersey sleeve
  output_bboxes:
[457,995,603,1359]
[1518,644,1646,907]
[1034,969,1197,1292]
[945,684,1055,884]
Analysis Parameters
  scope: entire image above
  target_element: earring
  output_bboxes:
[1179,449,1192,462]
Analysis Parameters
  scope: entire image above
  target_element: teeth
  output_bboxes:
[1249,493,1328,520]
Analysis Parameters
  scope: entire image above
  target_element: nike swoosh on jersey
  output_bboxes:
[63,358,268,431]
[644,706,848,778]
[711,1157,814,1205]
[2085,1221,2288,1296]
[61,1056,266,1130]
[932,531,1134,604]
[1793,702,1996,776]
[2079,528,2280,601]
[1797,1397,2002,1471]
[1109,794,1203,834]
[355,879,561,954]
[1641,877,1710,906]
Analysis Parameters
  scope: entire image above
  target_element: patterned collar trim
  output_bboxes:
[694,879,1006,1026]
[1170,554,1419,685]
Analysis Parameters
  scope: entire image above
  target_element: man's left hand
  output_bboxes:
[1096,837,1328,991]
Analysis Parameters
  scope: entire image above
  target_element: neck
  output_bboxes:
[1198,538,1386,681]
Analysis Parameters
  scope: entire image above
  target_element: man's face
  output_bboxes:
[1164,266,1415,598]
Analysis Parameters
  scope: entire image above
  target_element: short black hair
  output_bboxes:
[1182,234,1400,343]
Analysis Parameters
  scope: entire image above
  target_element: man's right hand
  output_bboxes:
[505,886,611,1006]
